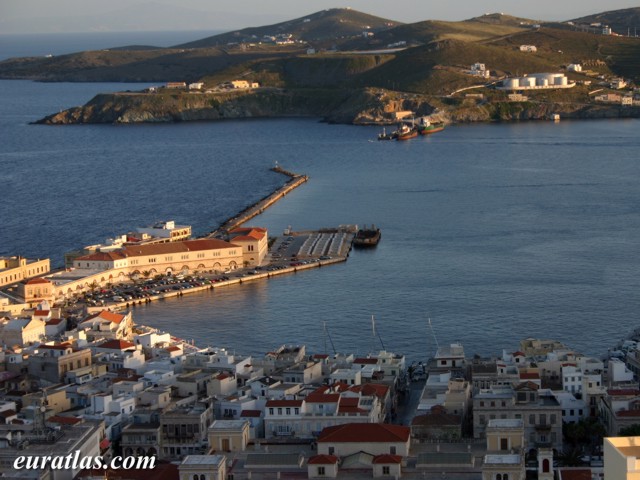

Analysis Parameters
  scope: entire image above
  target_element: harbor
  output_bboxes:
[206,165,309,237]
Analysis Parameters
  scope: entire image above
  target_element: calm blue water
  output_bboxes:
[1,78,639,362]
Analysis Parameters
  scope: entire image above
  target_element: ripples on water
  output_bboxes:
[1,80,639,361]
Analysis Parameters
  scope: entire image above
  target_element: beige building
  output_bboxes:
[227,227,269,267]
[604,436,640,479]
[317,423,410,457]
[482,419,526,480]
[79,310,133,340]
[207,419,250,452]
[0,256,50,288]
[178,455,227,480]
[308,455,339,478]
[57,238,249,298]
[28,342,93,384]
[0,317,45,347]
[17,277,55,304]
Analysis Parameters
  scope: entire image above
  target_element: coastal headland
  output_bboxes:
[9,7,637,127]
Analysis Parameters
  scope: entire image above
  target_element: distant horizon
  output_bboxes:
[2,0,639,35]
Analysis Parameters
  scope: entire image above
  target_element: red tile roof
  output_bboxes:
[318,423,410,443]
[512,351,525,356]
[617,410,640,417]
[97,339,136,350]
[308,455,339,465]
[46,318,64,325]
[76,251,126,262]
[48,415,82,425]
[349,383,389,398]
[373,454,402,464]
[216,373,231,380]
[83,310,126,324]
[306,393,340,404]
[122,238,238,258]
[33,310,50,316]
[608,389,640,396]
[558,469,593,480]
[266,400,303,407]
[26,277,51,285]
[519,372,540,380]
[353,358,378,365]
[229,227,267,241]
[165,346,181,352]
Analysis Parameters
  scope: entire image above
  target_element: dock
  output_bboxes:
[206,165,308,237]
[87,226,356,314]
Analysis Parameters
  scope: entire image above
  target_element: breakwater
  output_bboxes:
[206,165,309,237]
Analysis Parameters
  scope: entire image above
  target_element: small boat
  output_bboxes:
[417,117,445,135]
[353,225,381,247]
[377,127,396,141]
[395,123,418,141]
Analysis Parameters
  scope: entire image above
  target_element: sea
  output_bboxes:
[1,33,639,363]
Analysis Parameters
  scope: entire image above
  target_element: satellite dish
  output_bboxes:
[40,406,47,413]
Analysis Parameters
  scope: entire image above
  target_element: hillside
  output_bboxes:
[176,8,401,48]
[571,7,640,35]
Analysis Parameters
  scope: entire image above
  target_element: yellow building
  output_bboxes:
[228,227,269,267]
[74,238,244,276]
[0,256,50,288]
[17,277,55,305]
[604,436,640,479]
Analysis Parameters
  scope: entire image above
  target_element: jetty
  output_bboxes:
[206,165,308,238]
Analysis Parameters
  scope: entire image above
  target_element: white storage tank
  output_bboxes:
[504,78,520,89]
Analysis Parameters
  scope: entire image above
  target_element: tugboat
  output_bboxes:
[395,123,418,141]
[353,224,381,247]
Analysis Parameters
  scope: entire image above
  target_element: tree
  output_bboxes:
[619,424,640,436]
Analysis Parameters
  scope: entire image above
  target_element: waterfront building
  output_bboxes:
[0,256,50,288]
[227,227,268,267]
[604,436,640,478]
[135,220,192,243]
[608,358,635,387]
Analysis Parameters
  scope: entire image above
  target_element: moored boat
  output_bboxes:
[377,127,397,141]
[417,117,445,135]
[395,124,418,141]
[353,225,381,247]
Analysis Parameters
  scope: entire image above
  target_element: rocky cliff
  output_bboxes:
[35,87,640,126]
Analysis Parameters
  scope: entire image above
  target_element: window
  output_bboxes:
[529,414,535,425]
[328,447,334,455]
[382,466,390,475]
[317,467,325,476]
[550,414,556,424]
[269,408,274,415]
[390,446,396,455]
[277,408,282,415]
[286,408,291,415]
[294,408,299,415]
[480,401,485,407]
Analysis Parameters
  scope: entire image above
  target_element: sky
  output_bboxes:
[1,0,639,34]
